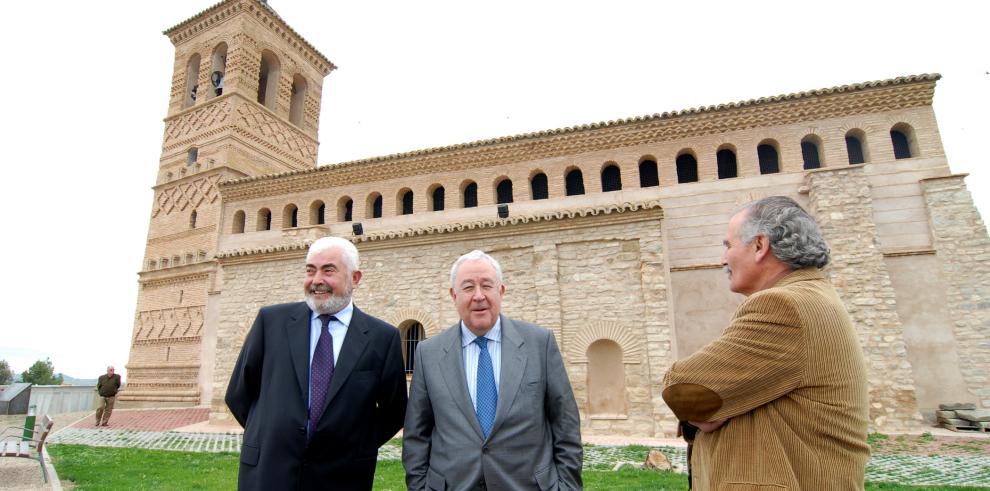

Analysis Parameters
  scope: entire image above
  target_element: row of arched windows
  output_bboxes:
[182,43,309,127]
[147,250,208,271]
[228,123,920,233]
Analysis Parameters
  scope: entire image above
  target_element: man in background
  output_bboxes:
[95,365,121,427]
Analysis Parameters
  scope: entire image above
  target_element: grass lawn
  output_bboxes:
[47,444,990,490]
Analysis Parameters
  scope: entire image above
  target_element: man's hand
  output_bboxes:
[689,418,727,433]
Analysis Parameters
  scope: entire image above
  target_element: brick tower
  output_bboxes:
[120,0,333,405]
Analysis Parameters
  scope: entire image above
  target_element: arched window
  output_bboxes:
[530,172,549,200]
[639,159,659,188]
[462,181,478,208]
[208,43,227,98]
[189,210,197,229]
[310,200,325,225]
[183,54,201,108]
[367,193,383,219]
[399,189,414,215]
[757,141,780,174]
[400,321,425,374]
[586,340,627,416]
[565,168,585,196]
[676,152,698,183]
[716,148,737,179]
[282,204,298,228]
[232,210,246,233]
[890,124,917,159]
[496,179,513,204]
[338,197,353,222]
[845,129,867,165]
[601,164,622,192]
[257,50,280,111]
[148,260,157,270]
[289,74,307,126]
[187,147,198,164]
[801,135,823,169]
[257,208,272,231]
[431,185,445,211]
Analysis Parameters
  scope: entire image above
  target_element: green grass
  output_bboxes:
[47,444,990,491]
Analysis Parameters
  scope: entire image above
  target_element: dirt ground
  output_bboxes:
[869,430,990,456]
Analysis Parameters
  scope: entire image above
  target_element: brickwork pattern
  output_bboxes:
[805,166,922,430]
[921,176,990,408]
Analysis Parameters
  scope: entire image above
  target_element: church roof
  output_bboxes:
[221,73,939,190]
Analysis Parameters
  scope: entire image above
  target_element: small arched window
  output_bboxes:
[283,204,298,228]
[676,152,698,183]
[189,210,197,229]
[801,135,823,170]
[462,181,478,208]
[757,141,780,174]
[587,339,627,416]
[208,43,227,98]
[401,321,425,374]
[257,50,280,110]
[432,186,446,211]
[257,208,272,231]
[639,159,659,188]
[530,172,549,200]
[187,147,198,164]
[367,193,383,219]
[338,197,353,222]
[845,129,868,165]
[716,148,738,179]
[183,54,201,108]
[565,168,585,196]
[289,74,308,126]
[400,190,414,215]
[890,124,917,159]
[496,179,513,204]
[310,201,325,225]
[232,210,246,234]
[601,164,622,192]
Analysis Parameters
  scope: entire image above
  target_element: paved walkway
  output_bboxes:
[38,408,990,487]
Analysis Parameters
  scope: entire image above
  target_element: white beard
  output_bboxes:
[305,290,352,315]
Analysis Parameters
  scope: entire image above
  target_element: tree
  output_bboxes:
[0,359,13,385]
[20,358,63,385]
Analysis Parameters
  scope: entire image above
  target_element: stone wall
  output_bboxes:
[921,175,990,408]
[211,204,677,435]
[805,166,922,430]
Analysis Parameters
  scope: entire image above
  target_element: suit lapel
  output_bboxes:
[438,323,486,440]
[319,305,370,418]
[489,315,526,438]
[285,302,313,403]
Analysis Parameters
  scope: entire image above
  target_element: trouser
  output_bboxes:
[95,396,116,425]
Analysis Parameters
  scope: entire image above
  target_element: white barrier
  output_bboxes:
[28,385,99,415]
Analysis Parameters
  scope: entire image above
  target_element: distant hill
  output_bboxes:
[60,374,97,385]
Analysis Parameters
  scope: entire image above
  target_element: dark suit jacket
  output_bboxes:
[403,315,582,491]
[226,302,408,490]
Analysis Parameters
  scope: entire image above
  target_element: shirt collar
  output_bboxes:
[310,300,354,327]
[460,316,502,348]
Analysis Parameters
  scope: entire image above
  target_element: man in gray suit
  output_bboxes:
[403,250,583,490]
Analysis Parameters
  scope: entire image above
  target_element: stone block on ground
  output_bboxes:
[939,417,973,426]
[936,410,958,419]
[938,402,977,411]
[941,422,980,432]
[644,449,672,471]
[954,409,990,422]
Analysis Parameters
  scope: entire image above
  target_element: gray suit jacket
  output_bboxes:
[403,315,582,490]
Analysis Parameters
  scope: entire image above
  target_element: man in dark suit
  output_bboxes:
[403,250,582,490]
[226,236,407,490]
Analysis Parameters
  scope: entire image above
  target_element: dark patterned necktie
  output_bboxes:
[308,314,336,440]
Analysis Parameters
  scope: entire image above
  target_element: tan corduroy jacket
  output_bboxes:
[663,268,870,490]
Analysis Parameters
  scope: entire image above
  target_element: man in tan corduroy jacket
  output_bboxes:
[663,196,870,490]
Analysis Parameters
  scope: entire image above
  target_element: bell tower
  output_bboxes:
[121,0,334,405]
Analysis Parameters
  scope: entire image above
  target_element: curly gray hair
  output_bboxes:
[737,196,830,269]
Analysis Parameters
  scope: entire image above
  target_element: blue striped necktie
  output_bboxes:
[474,336,497,438]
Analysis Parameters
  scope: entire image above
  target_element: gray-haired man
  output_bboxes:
[403,250,583,490]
